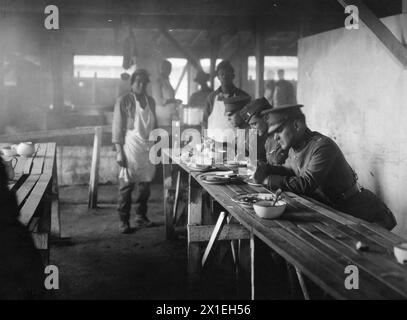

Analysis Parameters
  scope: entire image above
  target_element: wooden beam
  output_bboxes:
[0,125,112,143]
[187,224,250,242]
[160,28,203,72]
[337,0,407,68]
[255,20,265,98]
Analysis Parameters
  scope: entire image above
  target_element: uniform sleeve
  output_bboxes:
[112,97,125,145]
[269,140,338,194]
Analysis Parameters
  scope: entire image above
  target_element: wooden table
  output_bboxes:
[1,142,60,265]
[162,149,407,300]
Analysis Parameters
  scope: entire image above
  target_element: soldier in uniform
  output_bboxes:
[240,98,288,165]
[253,104,397,230]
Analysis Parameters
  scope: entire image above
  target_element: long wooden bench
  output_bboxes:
[1,142,60,265]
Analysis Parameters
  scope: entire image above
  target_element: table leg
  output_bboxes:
[163,161,176,240]
[188,176,203,284]
[295,266,310,300]
[250,232,255,300]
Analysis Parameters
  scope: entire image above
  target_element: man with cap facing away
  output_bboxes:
[188,70,213,108]
[253,104,397,230]
[240,98,288,165]
[112,69,157,233]
[203,60,250,143]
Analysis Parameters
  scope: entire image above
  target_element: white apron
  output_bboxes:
[207,94,236,143]
[120,94,156,183]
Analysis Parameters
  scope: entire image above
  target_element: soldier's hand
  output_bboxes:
[116,151,127,168]
[253,161,270,184]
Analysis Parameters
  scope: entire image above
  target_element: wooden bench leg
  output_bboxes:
[295,266,310,300]
[201,211,228,268]
[88,126,102,209]
[172,170,181,223]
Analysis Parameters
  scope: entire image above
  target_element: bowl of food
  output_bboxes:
[394,243,407,265]
[253,200,287,219]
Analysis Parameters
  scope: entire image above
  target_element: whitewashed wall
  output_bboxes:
[298,14,407,237]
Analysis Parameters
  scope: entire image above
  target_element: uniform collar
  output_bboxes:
[292,128,314,152]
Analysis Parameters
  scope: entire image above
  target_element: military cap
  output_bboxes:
[223,96,251,114]
[130,69,150,84]
[240,97,273,123]
[261,104,304,134]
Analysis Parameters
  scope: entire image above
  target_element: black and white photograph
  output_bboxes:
[1,0,407,305]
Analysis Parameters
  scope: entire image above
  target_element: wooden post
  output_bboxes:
[209,36,220,90]
[92,72,97,104]
[255,20,265,98]
[50,147,61,238]
[50,33,64,112]
[88,126,102,209]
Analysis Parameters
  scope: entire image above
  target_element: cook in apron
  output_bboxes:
[206,93,236,143]
[155,77,177,126]
[119,94,156,183]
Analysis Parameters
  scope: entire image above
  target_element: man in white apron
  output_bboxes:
[152,60,178,126]
[112,69,157,233]
[203,60,250,143]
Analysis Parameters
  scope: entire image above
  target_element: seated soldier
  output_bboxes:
[240,98,288,165]
[253,104,397,230]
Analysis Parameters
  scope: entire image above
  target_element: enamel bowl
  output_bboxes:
[394,243,407,265]
[253,200,287,219]
[16,142,35,157]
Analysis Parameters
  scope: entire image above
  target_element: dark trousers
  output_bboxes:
[117,179,151,222]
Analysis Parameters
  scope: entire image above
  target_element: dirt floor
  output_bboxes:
[51,184,242,300]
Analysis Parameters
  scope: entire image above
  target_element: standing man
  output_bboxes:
[253,104,397,230]
[112,69,157,234]
[203,60,250,142]
[188,70,212,108]
[152,60,177,126]
[273,69,296,107]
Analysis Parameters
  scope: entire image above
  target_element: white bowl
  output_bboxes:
[16,142,35,157]
[253,200,287,219]
[394,243,407,265]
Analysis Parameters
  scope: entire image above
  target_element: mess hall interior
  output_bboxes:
[1,0,407,300]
